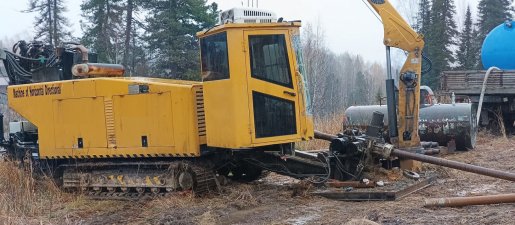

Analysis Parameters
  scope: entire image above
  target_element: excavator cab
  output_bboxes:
[197,8,314,149]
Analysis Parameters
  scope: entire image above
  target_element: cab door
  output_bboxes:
[244,30,302,144]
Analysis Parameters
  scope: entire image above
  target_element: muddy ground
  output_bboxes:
[1,133,514,225]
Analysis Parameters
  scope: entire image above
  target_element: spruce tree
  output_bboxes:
[416,0,432,83]
[25,0,70,46]
[475,0,514,68]
[423,0,458,89]
[416,0,432,35]
[81,0,124,63]
[456,6,477,70]
[144,0,218,80]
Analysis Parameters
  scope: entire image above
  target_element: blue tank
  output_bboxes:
[482,21,515,70]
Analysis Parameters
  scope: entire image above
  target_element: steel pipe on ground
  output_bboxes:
[392,149,515,182]
[424,193,515,207]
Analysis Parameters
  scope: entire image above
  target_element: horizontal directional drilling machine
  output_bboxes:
[1,0,513,198]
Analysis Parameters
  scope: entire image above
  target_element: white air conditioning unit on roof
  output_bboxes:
[220,8,277,24]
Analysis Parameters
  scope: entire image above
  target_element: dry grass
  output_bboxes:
[0,159,72,222]
[494,106,508,139]
[297,113,345,150]
[0,114,511,224]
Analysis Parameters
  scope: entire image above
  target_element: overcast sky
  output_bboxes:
[0,0,487,64]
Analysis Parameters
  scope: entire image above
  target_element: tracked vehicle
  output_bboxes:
[1,9,328,197]
[3,1,509,199]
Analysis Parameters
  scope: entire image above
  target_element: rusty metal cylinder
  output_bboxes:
[72,63,125,77]
[424,194,515,207]
[344,103,477,150]
[391,149,515,182]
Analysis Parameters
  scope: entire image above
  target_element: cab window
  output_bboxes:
[249,34,293,88]
[200,32,230,81]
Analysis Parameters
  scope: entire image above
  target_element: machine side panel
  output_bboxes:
[52,97,108,149]
[8,78,202,159]
[112,93,174,148]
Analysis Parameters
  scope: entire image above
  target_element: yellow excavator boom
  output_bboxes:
[368,0,425,150]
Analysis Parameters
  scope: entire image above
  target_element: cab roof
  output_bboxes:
[196,21,302,38]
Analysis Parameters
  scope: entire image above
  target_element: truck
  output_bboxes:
[440,70,515,132]
[440,20,515,133]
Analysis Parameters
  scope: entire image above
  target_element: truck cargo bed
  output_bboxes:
[441,70,515,95]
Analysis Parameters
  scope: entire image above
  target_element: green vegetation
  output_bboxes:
[24,0,71,46]
[415,0,514,88]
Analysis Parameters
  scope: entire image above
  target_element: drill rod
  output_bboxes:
[314,131,338,141]
[424,193,515,207]
[392,149,515,182]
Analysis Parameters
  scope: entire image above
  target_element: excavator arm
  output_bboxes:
[368,0,425,149]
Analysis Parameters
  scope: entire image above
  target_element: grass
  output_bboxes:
[297,113,345,150]
[0,159,72,223]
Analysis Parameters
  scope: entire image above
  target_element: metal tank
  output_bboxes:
[481,20,515,70]
[344,103,477,150]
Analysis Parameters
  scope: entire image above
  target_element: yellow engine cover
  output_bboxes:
[8,77,206,159]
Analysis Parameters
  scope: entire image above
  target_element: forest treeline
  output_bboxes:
[3,0,515,117]
[417,0,514,89]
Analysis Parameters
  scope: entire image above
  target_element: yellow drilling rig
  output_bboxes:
[1,0,512,198]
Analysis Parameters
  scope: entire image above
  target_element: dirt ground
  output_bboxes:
[1,133,514,225]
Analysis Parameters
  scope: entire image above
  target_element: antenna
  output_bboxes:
[257,0,259,8]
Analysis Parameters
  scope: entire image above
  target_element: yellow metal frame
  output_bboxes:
[369,0,425,148]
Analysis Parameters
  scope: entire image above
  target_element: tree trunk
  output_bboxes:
[122,0,133,75]
[106,0,111,62]
[47,0,53,45]
[53,0,58,45]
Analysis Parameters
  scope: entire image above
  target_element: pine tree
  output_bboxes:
[423,0,458,89]
[119,0,147,75]
[475,0,514,68]
[25,0,70,46]
[81,0,124,63]
[144,0,218,80]
[416,0,432,83]
[456,6,478,70]
[416,0,432,35]
[126,19,150,76]
[122,0,134,71]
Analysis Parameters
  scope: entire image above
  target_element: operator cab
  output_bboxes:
[197,8,314,149]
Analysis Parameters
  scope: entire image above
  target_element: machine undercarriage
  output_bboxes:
[3,112,395,198]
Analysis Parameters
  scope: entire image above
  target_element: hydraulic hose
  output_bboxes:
[476,67,501,126]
